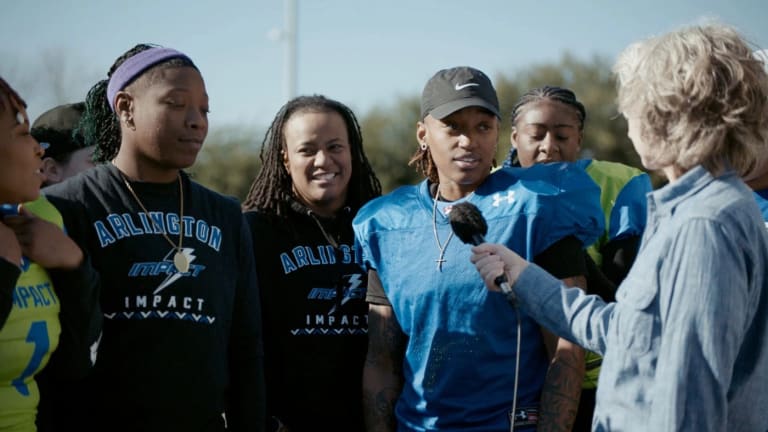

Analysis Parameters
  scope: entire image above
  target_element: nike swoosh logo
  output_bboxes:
[454,82,479,90]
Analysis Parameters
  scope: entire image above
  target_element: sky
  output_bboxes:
[2,0,767,131]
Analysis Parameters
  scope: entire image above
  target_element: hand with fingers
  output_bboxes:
[3,204,83,270]
[470,243,529,292]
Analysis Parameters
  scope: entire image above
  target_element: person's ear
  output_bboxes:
[510,127,520,150]
[115,91,135,130]
[41,157,62,184]
[577,131,584,152]
[281,148,290,172]
[416,121,428,151]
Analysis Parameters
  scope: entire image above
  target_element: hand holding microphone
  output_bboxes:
[448,202,528,303]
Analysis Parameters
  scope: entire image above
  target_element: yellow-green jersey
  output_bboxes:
[0,197,62,431]
[578,159,652,388]
[581,160,651,267]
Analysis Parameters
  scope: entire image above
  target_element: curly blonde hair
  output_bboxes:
[613,22,768,177]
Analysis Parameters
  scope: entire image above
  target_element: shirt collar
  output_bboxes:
[648,165,735,215]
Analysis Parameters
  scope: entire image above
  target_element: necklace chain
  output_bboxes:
[120,172,186,271]
[432,185,454,272]
[308,212,339,250]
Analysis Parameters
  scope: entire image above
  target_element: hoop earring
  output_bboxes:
[420,142,427,151]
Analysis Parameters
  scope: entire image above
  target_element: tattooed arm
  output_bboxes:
[537,275,586,432]
[363,270,407,432]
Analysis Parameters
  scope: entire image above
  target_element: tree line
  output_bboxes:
[190,54,656,200]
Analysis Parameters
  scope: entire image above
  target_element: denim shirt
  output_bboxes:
[514,166,768,431]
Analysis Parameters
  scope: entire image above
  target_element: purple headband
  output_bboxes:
[106,47,192,112]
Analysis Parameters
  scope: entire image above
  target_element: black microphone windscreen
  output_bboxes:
[448,202,488,245]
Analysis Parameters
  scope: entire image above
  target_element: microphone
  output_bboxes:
[448,202,516,301]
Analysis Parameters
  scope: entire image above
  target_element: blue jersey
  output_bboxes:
[753,189,768,226]
[353,163,603,431]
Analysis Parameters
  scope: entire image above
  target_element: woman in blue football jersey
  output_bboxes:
[354,66,604,432]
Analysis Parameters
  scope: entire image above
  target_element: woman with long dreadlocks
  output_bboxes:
[242,95,381,432]
[44,44,265,431]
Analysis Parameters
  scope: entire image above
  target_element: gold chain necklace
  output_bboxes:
[432,185,454,272]
[120,172,189,273]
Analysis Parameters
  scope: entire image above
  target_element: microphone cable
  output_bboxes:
[447,200,523,431]
[507,294,521,432]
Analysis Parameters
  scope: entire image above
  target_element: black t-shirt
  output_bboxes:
[44,164,264,432]
[0,258,20,328]
[246,202,367,432]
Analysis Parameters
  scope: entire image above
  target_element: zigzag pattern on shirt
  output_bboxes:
[103,311,216,324]
[289,328,367,336]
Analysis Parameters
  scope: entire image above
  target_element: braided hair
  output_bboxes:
[242,95,382,216]
[408,143,439,184]
[510,85,586,131]
[78,44,198,163]
[506,85,587,167]
[0,75,26,114]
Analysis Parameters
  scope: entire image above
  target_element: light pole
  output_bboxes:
[268,0,298,102]
[284,0,297,101]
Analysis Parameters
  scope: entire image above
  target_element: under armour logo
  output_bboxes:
[492,191,516,207]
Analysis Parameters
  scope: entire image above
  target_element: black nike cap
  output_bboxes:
[420,66,500,120]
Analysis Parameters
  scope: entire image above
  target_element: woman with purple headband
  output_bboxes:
[44,44,265,432]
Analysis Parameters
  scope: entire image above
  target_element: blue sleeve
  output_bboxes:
[513,263,614,355]
[352,206,375,272]
[609,173,652,241]
[352,203,391,305]
[752,189,768,222]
